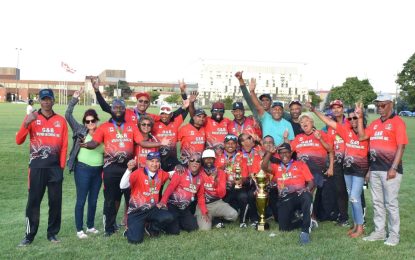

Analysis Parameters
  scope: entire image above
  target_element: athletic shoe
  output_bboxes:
[299,232,310,245]
[239,223,247,228]
[336,220,350,227]
[250,221,258,228]
[363,231,386,242]
[311,218,319,229]
[215,222,225,229]
[103,231,114,237]
[77,231,88,239]
[384,237,399,246]
[18,238,32,247]
[144,224,160,237]
[86,227,99,234]
[47,235,61,243]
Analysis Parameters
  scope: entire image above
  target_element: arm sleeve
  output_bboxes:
[240,84,260,121]
[92,125,105,144]
[60,120,69,169]
[395,119,408,145]
[65,97,83,133]
[197,183,208,215]
[286,122,295,141]
[120,169,133,189]
[95,90,112,114]
[133,126,144,144]
[301,162,314,181]
[334,123,347,140]
[160,173,180,204]
[16,116,30,145]
[171,108,188,121]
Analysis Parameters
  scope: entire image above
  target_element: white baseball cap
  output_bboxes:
[373,93,393,102]
[159,104,173,115]
[201,149,216,159]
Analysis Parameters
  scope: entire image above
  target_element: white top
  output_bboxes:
[26,105,33,115]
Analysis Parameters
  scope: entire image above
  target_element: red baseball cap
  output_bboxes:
[211,102,225,110]
[136,92,150,101]
[329,99,343,108]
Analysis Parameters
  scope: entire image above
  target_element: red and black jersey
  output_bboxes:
[270,160,313,195]
[134,133,158,168]
[128,167,170,213]
[153,114,184,157]
[365,115,408,173]
[93,121,142,168]
[327,119,350,165]
[291,130,332,175]
[227,116,262,140]
[160,170,207,214]
[205,117,231,149]
[215,151,249,187]
[124,109,159,125]
[16,111,68,169]
[240,146,263,176]
[200,168,227,204]
[335,123,369,177]
[178,123,206,162]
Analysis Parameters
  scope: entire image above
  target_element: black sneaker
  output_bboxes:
[144,224,160,237]
[47,235,61,243]
[104,231,114,237]
[18,238,32,247]
[336,220,350,227]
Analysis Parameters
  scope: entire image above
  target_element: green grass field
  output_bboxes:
[0,103,414,259]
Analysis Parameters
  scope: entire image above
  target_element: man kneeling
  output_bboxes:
[262,143,314,245]
[120,152,174,244]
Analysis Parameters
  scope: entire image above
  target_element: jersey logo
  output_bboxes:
[36,120,41,125]
[190,131,194,135]
[127,126,132,132]
[299,137,303,141]
[373,125,378,130]
[109,127,114,132]
[53,121,61,128]
[385,124,392,130]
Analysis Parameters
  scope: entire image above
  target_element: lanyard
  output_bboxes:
[134,109,145,121]
[243,149,254,166]
[279,160,293,188]
[112,119,124,137]
[144,168,158,202]
[233,119,245,136]
[224,151,237,168]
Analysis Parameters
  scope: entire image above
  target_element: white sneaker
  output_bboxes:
[384,237,399,246]
[363,231,386,242]
[77,231,88,239]
[86,227,99,234]
[311,218,319,229]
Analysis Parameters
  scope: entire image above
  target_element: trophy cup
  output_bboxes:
[255,170,269,231]
[234,164,242,189]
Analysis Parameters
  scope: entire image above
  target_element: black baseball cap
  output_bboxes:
[195,108,207,116]
[289,100,302,107]
[147,151,161,160]
[224,134,238,143]
[39,89,54,100]
[259,93,272,101]
[232,102,244,110]
[277,143,291,153]
[112,99,126,109]
[271,101,284,108]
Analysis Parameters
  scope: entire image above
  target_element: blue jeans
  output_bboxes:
[344,175,364,225]
[74,162,102,231]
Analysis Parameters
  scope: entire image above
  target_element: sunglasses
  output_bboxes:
[189,158,201,163]
[376,103,389,109]
[138,99,150,104]
[347,117,358,121]
[140,123,152,127]
[212,109,224,113]
[85,119,97,124]
[161,107,172,112]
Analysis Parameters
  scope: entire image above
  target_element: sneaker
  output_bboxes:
[384,237,399,246]
[113,223,120,232]
[363,231,386,242]
[103,231,114,237]
[47,235,61,243]
[336,220,350,227]
[299,232,310,245]
[239,223,247,228]
[311,218,319,229]
[144,224,160,237]
[250,221,258,228]
[77,231,88,239]
[215,222,225,229]
[86,227,99,234]
[18,238,32,247]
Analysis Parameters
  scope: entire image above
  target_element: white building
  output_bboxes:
[197,60,308,106]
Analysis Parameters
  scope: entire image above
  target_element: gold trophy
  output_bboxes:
[255,170,269,231]
[234,163,242,189]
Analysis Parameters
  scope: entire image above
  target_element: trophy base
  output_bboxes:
[256,222,270,231]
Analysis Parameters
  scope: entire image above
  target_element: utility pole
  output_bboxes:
[15,48,22,101]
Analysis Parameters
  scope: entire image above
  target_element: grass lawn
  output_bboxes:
[0,103,414,259]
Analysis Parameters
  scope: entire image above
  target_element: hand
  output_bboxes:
[387,168,397,180]
[313,130,322,140]
[127,157,137,171]
[296,187,309,196]
[265,144,277,154]
[326,167,334,177]
[283,129,289,140]
[189,91,199,103]
[179,79,186,93]
[174,164,185,175]
[355,102,363,119]
[79,142,88,148]
[305,101,315,112]
[160,138,171,146]
[201,214,210,222]
[156,202,167,209]
[24,110,38,126]
[90,76,100,91]
[73,87,84,99]
[365,171,371,183]
[249,78,256,92]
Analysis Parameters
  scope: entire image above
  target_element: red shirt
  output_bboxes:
[16,111,68,169]
[153,114,184,156]
[215,151,249,187]
[93,121,142,168]
[291,131,332,175]
[205,117,231,148]
[134,133,158,168]
[128,167,170,213]
[160,170,207,214]
[240,146,263,176]
[365,115,408,173]
[178,123,206,162]
[335,123,369,177]
[228,116,262,140]
[200,168,227,204]
[124,109,159,125]
[270,160,313,196]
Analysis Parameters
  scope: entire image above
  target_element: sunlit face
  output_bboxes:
[202,157,215,168]
[271,106,283,120]
[289,104,302,120]
[193,114,206,127]
[375,101,392,117]
[146,158,160,172]
[231,109,244,120]
[160,113,172,123]
[136,97,150,112]
[139,119,152,134]
[240,134,254,150]
[347,112,358,129]
[224,140,237,153]
[331,105,344,117]
[260,97,271,111]
[111,104,126,119]
[300,117,314,134]
[188,155,202,174]
[211,109,224,122]
[262,136,275,151]
[85,116,98,131]
[278,149,292,164]
[40,97,54,111]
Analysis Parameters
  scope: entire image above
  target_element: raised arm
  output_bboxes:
[91,76,112,114]
[65,88,84,132]
[308,102,337,130]
[248,78,265,116]
[355,102,369,141]
[188,91,198,118]
[235,71,259,118]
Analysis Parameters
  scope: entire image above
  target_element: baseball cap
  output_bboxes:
[136,92,150,100]
[329,100,343,108]
[259,93,272,101]
[195,108,207,116]
[271,101,284,108]
[39,89,54,100]
[289,100,302,107]
[159,104,173,115]
[373,93,393,102]
[202,149,216,159]
[211,102,225,110]
[224,134,238,143]
[232,102,244,110]
[112,99,126,109]
[147,151,161,161]
[277,143,292,153]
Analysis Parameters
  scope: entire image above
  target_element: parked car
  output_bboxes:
[399,111,413,117]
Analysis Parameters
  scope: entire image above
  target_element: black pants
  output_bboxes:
[164,204,198,234]
[103,166,130,233]
[223,188,249,223]
[25,168,63,241]
[277,192,312,233]
[313,176,339,221]
[246,187,259,222]
[268,188,279,222]
[334,164,348,222]
[126,207,174,244]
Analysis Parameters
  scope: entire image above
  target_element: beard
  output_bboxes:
[111,112,125,123]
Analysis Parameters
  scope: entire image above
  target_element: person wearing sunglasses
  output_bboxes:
[227,102,262,143]
[356,94,408,246]
[65,87,104,239]
[309,105,369,239]
[135,115,158,168]
[288,100,304,136]
[158,153,208,234]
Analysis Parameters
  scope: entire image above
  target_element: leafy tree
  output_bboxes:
[396,97,410,112]
[164,93,181,104]
[396,52,415,110]
[329,77,376,108]
[105,80,132,99]
[148,91,160,103]
[308,91,322,107]
[223,96,233,110]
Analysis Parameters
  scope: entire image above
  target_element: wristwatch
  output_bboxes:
[392,165,398,171]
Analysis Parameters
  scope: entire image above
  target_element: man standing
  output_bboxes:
[227,102,262,142]
[356,94,408,246]
[288,100,304,136]
[16,89,68,246]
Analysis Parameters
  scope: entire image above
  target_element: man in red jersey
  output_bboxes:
[158,153,208,234]
[178,108,207,164]
[227,102,262,142]
[195,149,238,230]
[16,89,68,246]
[120,152,173,244]
[262,143,314,245]
[356,94,408,246]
